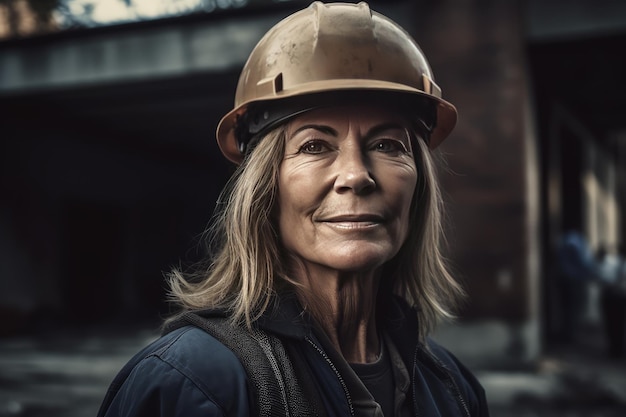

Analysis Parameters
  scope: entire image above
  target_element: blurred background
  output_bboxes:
[0,0,625,416]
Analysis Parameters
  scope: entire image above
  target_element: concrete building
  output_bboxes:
[1,0,624,366]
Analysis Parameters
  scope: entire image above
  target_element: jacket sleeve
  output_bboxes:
[98,327,252,417]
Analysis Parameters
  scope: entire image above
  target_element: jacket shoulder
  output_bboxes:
[98,326,251,417]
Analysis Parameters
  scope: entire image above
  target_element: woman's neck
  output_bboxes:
[291,262,381,363]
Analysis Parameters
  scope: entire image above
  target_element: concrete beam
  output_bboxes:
[0,14,280,94]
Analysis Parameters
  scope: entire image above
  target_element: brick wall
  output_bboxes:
[414,0,532,321]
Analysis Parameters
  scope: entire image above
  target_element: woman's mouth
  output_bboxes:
[318,214,385,229]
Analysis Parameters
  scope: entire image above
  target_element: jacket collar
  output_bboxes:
[185,290,422,354]
[382,296,422,364]
[255,292,314,339]
[256,292,421,349]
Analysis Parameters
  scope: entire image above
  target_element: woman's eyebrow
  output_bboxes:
[291,124,338,137]
[289,122,407,140]
[365,122,409,139]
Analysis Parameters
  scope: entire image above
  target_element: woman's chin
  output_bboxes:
[312,248,395,273]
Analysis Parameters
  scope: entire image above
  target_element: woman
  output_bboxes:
[98,2,489,416]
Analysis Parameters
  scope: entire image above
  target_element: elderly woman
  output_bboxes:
[98,2,489,417]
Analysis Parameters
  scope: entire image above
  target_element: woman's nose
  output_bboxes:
[333,146,376,195]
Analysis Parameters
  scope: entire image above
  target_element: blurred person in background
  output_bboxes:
[97,2,489,416]
[596,244,626,358]
[554,229,596,343]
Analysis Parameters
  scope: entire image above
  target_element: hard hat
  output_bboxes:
[216,1,457,164]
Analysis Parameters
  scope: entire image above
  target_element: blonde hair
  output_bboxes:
[384,134,466,336]
[167,124,464,338]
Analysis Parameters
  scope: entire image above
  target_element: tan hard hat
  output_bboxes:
[216,1,457,164]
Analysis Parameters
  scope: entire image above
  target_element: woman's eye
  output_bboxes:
[299,140,328,154]
[371,139,408,154]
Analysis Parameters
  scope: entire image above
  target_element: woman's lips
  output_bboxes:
[319,214,384,222]
[317,214,385,229]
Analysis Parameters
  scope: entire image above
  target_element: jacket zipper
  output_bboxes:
[411,347,421,417]
[447,377,470,417]
[434,359,470,417]
[305,336,355,417]
[417,346,471,417]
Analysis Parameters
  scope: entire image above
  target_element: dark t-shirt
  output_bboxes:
[313,326,411,417]
[350,342,395,417]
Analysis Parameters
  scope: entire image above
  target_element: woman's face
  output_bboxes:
[277,105,418,273]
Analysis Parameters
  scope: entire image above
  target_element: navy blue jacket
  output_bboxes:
[98,296,489,417]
